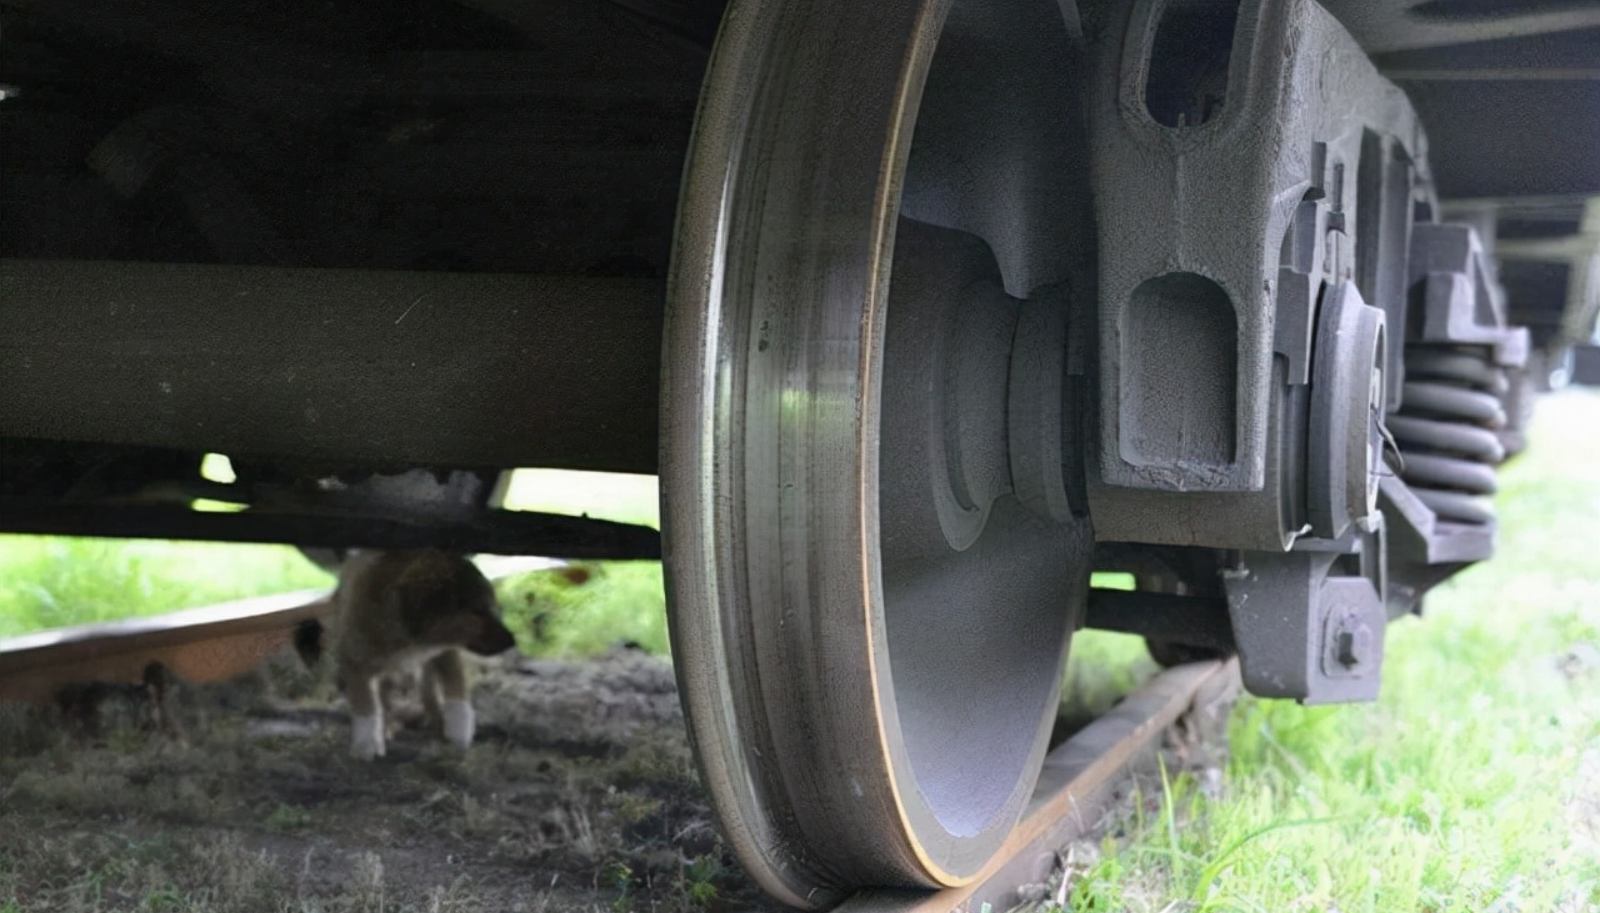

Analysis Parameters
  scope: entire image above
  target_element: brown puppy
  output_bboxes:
[329,550,515,759]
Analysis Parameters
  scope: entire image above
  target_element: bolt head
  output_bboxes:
[1335,621,1372,668]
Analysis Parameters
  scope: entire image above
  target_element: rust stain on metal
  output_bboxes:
[0,590,332,703]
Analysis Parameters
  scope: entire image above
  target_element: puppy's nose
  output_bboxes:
[468,619,517,656]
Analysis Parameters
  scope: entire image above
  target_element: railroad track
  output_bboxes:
[0,555,561,703]
[840,659,1239,913]
[1,574,1239,912]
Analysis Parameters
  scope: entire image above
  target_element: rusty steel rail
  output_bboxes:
[0,555,563,703]
[839,658,1241,913]
[0,588,331,703]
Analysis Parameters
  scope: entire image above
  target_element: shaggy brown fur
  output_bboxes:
[325,550,514,759]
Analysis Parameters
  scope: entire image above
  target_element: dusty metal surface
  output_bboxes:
[837,659,1240,913]
[1083,0,1424,541]
[0,258,665,475]
[1082,589,1235,655]
[0,499,662,559]
[1318,2,1600,199]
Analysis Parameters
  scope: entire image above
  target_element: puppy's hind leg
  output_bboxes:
[428,650,475,749]
[346,675,386,760]
[379,674,410,736]
[420,661,444,731]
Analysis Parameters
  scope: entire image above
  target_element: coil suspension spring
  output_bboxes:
[1387,346,1508,525]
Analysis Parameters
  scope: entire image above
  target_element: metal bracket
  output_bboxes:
[1223,523,1387,704]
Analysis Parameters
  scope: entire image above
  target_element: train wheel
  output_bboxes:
[661,0,1091,904]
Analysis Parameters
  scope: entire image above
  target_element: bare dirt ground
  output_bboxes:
[0,647,776,913]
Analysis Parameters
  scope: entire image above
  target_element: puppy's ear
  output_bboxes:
[421,613,480,646]
[294,619,324,668]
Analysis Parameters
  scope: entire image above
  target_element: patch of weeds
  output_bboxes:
[608,733,697,790]
[0,830,290,913]
[496,562,668,659]
[608,794,664,829]
[453,793,507,840]
[0,703,64,756]
[1064,844,1128,913]
[603,860,635,913]
[263,802,313,831]
[1063,630,1157,721]
[673,855,725,909]
[347,851,388,912]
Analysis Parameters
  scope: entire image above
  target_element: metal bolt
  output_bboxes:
[1335,619,1371,668]
[1336,630,1357,667]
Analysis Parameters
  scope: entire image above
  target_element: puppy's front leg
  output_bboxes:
[428,650,474,749]
[346,675,386,759]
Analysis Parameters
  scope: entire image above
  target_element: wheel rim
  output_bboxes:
[662,0,1090,903]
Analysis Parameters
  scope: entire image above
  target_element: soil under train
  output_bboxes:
[0,646,777,913]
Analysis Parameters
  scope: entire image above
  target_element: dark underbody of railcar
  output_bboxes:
[3,0,1599,905]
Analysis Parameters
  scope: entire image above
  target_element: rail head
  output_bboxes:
[0,589,333,703]
[837,658,1241,913]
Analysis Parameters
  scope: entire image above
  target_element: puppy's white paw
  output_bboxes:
[350,714,386,760]
[441,699,475,749]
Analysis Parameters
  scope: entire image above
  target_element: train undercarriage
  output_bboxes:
[3,0,1599,904]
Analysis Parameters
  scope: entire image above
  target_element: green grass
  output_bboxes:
[1061,389,1600,912]
[496,561,669,657]
[0,537,333,638]
[0,469,665,658]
